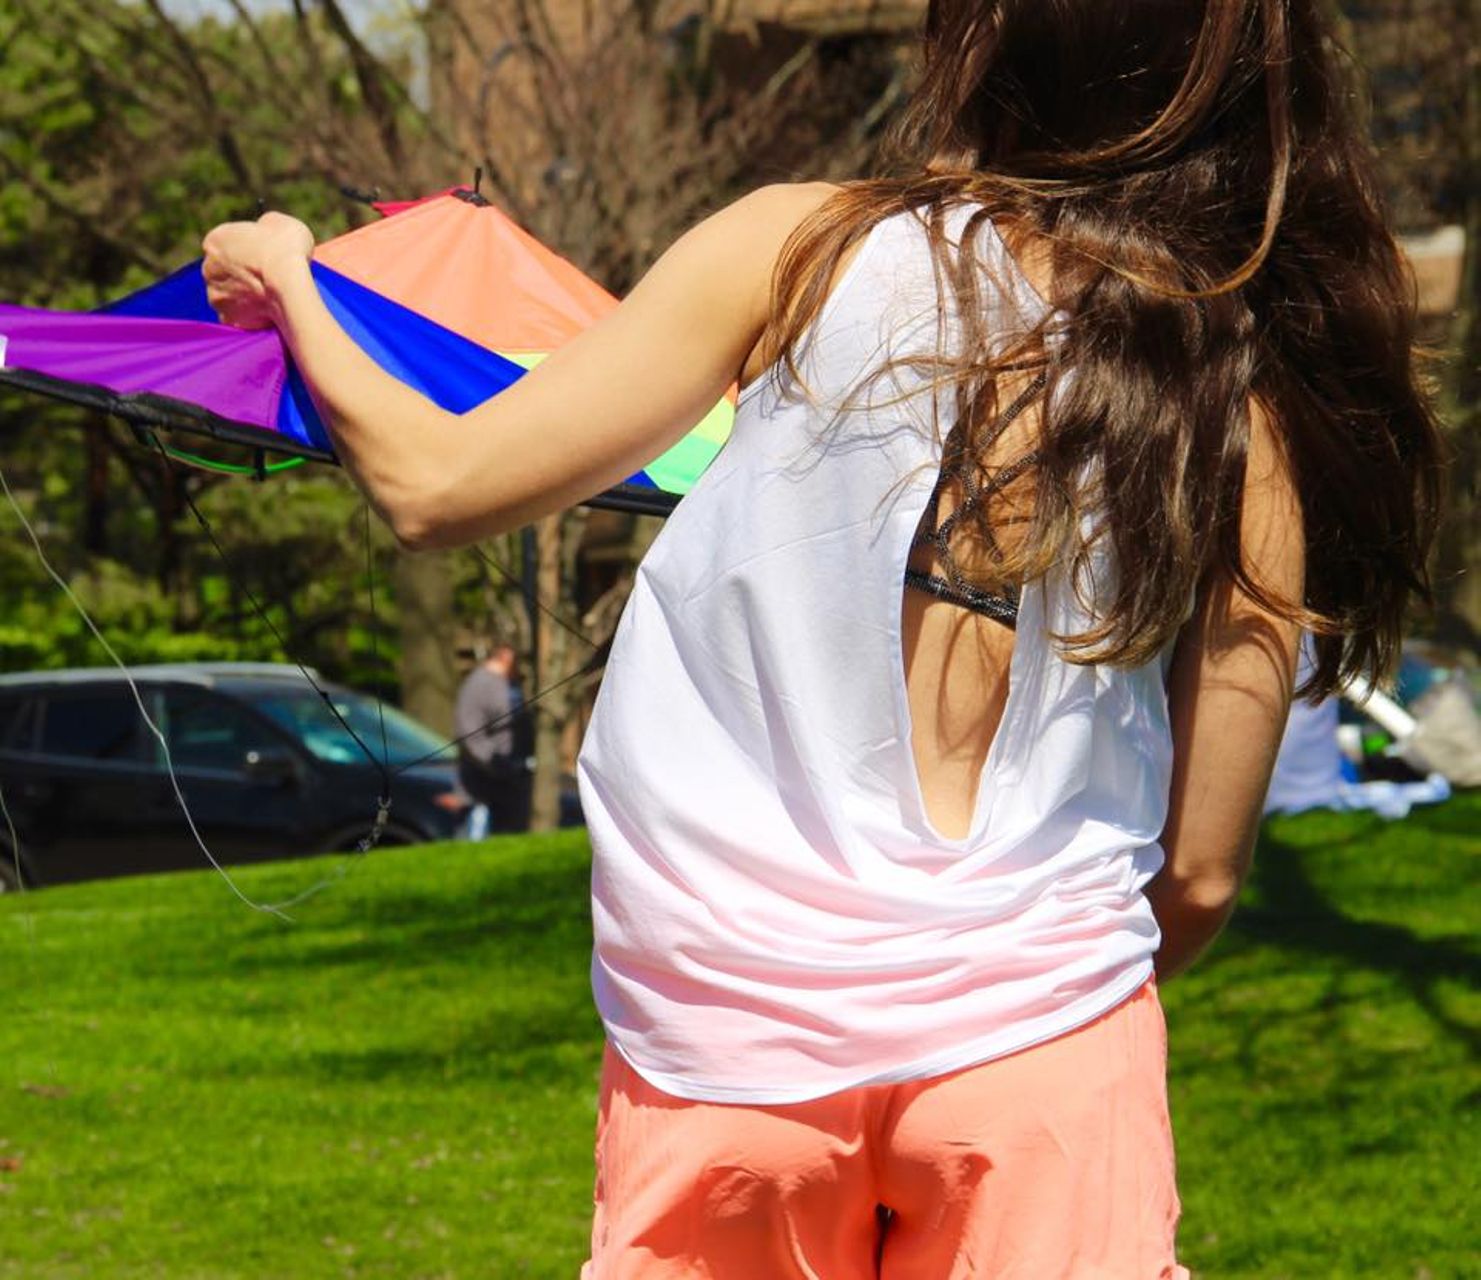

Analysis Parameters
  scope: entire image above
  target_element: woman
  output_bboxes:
[203,0,1444,1273]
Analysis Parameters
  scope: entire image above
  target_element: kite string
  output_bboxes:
[0,458,317,919]
[353,501,392,858]
[390,644,606,777]
[152,439,396,866]
[150,438,391,789]
[0,777,61,1094]
[468,541,596,653]
[0,779,33,939]
[0,782,19,888]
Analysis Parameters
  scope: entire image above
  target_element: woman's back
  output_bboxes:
[578,206,1173,1104]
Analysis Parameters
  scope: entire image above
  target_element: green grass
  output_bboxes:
[0,834,603,1278]
[1164,795,1479,1280]
[0,796,1476,1278]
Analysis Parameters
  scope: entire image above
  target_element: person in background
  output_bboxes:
[455,642,533,837]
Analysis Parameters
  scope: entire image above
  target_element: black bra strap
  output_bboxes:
[903,567,1021,626]
[904,372,1049,629]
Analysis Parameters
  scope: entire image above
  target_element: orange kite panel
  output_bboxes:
[313,191,617,354]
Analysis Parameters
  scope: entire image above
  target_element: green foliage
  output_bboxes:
[0,0,515,707]
[0,0,385,308]
[0,576,259,672]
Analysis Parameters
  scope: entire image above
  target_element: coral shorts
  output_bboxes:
[582,978,1189,1279]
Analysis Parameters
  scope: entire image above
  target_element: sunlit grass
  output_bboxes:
[0,795,1475,1277]
[0,832,602,1278]
[1165,795,1479,1279]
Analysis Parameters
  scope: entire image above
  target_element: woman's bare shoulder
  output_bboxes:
[732,181,844,221]
[648,182,843,317]
[707,182,843,255]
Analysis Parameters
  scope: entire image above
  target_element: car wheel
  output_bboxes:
[374,822,424,848]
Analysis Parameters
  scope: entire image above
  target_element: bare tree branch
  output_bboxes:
[0,149,168,276]
[138,0,257,192]
[316,0,407,168]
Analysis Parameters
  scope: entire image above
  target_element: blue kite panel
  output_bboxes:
[277,363,328,451]
[93,259,531,455]
[100,262,219,324]
[277,265,529,452]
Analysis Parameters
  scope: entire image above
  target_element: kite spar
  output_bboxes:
[0,187,734,513]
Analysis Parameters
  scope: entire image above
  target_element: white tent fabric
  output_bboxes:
[1265,694,1345,814]
[1262,638,1454,819]
[1399,679,1481,787]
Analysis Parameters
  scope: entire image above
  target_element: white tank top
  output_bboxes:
[578,205,1175,1104]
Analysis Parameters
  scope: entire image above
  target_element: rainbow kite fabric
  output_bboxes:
[0,188,732,514]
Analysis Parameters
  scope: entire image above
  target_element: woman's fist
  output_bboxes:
[201,212,315,330]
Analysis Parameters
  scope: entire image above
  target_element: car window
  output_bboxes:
[0,697,35,751]
[164,690,280,773]
[39,690,144,762]
[254,686,453,766]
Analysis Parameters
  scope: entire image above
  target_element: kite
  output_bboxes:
[0,187,733,514]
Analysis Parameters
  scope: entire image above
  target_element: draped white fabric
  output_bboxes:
[579,208,1166,1103]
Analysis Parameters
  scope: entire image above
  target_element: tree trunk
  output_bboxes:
[1432,8,1479,642]
[421,0,456,126]
[393,548,459,736]
[529,512,571,830]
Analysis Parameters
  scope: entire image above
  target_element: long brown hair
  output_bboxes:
[762,0,1446,700]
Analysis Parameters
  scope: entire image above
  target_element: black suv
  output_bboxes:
[0,664,470,891]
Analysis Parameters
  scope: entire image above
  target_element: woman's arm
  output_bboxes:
[1148,402,1306,980]
[201,183,837,547]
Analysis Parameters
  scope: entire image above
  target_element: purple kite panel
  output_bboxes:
[0,305,285,433]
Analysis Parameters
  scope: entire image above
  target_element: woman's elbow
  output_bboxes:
[384,486,515,551]
[378,483,447,552]
[387,500,463,552]
[388,510,439,552]
[1147,862,1246,921]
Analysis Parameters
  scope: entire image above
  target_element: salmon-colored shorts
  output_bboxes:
[582,979,1189,1279]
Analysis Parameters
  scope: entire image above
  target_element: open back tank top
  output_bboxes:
[577,205,1176,1104]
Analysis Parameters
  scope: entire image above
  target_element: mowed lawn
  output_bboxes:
[0,794,1476,1279]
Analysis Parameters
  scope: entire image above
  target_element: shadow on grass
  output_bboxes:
[1216,823,1480,1061]
[224,848,606,1086]
[238,855,595,975]
[296,1000,605,1085]
[1386,799,1481,840]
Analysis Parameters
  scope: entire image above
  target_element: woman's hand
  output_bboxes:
[201,212,315,330]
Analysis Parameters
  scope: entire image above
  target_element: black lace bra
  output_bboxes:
[904,371,1048,630]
